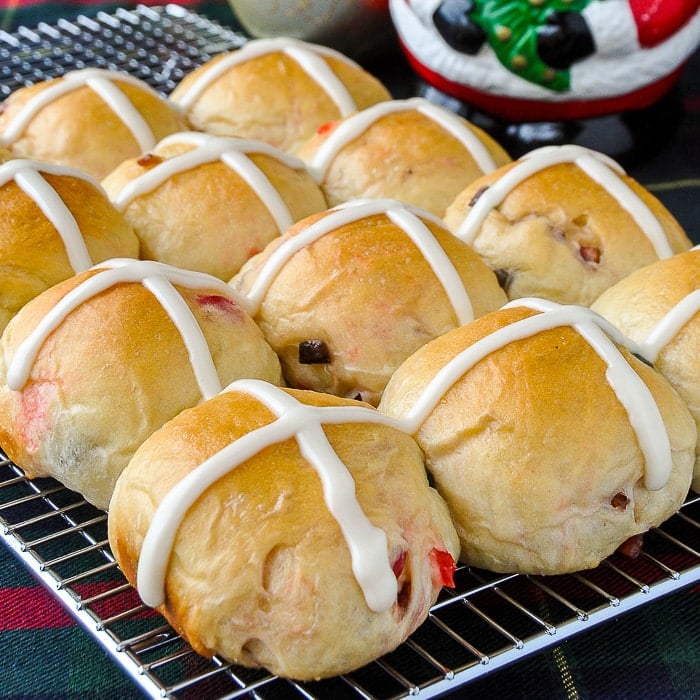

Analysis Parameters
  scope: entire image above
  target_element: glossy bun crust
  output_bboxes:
[231,202,507,405]
[0,70,188,179]
[592,248,700,493]
[101,133,327,280]
[0,267,283,510]
[108,386,460,680]
[444,150,692,306]
[170,39,392,154]
[296,99,511,217]
[0,162,139,334]
[379,305,696,575]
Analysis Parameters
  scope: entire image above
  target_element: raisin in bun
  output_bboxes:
[101,132,327,280]
[230,198,507,405]
[443,145,692,306]
[296,97,511,217]
[170,37,391,154]
[379,299,696,575]
[0,69,188,180]
[0,259,283,510]
[0,158,139,334]
[108,380,460,680]
[592,246,700,493]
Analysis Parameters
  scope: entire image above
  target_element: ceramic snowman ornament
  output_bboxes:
[390,0,700,121]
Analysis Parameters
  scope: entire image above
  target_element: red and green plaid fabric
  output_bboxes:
[2,539,699,699]
[1,549,143,699]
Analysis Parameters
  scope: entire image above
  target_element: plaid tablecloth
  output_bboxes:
[0,2,698,698]
[1,540,699,700]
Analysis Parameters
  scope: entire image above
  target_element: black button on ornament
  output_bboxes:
[433,0,486,55]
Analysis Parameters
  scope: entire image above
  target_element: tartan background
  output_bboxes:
[2,542,699,699]
[0,2,698,698]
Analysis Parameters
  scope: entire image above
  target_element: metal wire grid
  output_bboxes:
[1,449,699,700]
[0,4,246,98]
[1,5,699,697]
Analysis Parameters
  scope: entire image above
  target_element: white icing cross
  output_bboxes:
[111,131,306,234]
[640,287,700,362]
[454,145,675,259]
[0,68,164,152]
[240,198,475,325]
[136,378,403,612]
[6,259,247,400]
[0,158,99,272]
[174,37,360,116]
[306,97,498,182]
[396,298,673,492]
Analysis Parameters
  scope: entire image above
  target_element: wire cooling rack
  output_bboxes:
[1,449,699,699]
[1,5,699,699]
[0,3,245,97]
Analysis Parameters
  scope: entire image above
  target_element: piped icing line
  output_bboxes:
[385,205,474,324]
[240,198,475,325]
[0,69,160,151]
[0,159,97,272]
[639,289,700,363]
[6,259,245,400]
[454,145,674,259]
[397,298,671,491]
[174,37,359,116]
[112,132,302,234]
[306,97,498,182]
[136,378,404,612]
[141,274,222,399]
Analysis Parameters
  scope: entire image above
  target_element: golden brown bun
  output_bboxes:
[379,303,696,575]
[0,159,139,334]
[591,247,700,493]
[443,146,692,306]
[101,132,327,280]
[0,69,188,179]
[0,262,283,510]
[108,383,460,680]
[296,98,511,217]
[170,38,391,154]
[231,200,508,405]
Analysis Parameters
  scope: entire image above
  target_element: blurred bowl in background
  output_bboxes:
[227,0,394,60]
